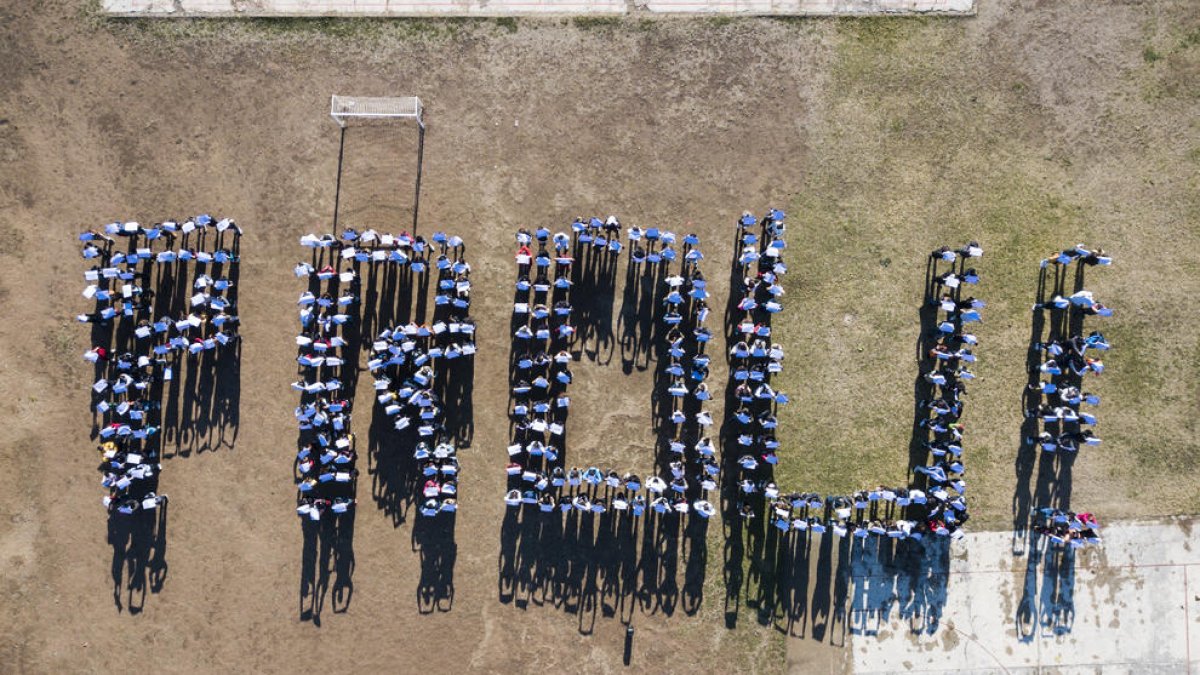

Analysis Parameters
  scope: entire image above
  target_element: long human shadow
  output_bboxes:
[1011,264,1049,553]
[299,502,356,626]
[440,352,476,448]
[107,498,169,615]
[616,251,650,373]
[573,236,619,365]
[415,514,457,613]
[720,223,750,630]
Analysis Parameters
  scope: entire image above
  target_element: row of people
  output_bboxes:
[506,464,721,493]
[505,488,718,518]
[80,215,242,257]
[83,311,241,354]
[297,496,358,520]
[304,228,464,251]
[756,487,968,539]
[1026,247,1113,457]
[729,209,794,518]
[903,243,986,536]
[1032,507,1103,547]
[294,232,357,521]
[651,228,721,506]
[508,224,580,487]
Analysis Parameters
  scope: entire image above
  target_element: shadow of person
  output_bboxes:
[299,517,323,624]
[107,506,164,614]
[498,509,519,604]
[147,498,169,593]
[1014,531,1040,643]
[414,512,457,613]
[331,508,356,614]
[617,254,644,374]
[681,515,708,616]
[108,514,130,612]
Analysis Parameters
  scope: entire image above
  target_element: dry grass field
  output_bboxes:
[1,0,1198,672]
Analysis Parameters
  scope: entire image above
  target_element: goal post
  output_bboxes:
[330,95,425,130]
[327,94,427,235]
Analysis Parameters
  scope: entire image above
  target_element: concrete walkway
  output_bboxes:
[103,0,975,17]
[846,517,1200,674]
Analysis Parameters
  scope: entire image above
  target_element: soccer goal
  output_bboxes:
[328,95,426,233]
[330,95,425,130]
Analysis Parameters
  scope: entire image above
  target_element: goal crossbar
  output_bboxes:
[330,95,425,129]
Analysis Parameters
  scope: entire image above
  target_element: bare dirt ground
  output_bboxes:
[0,1,1198,673]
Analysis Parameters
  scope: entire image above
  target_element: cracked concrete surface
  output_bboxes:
[843,517,1200,674]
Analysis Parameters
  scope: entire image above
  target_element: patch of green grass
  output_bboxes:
[572,16,622,30]
[104,15,492,47]
[835,16,929,48]
[771,176,1098,519]
[1139,19,1200,101]
[261,17,390,38]
[830,15,955,96]
[77,0,108,31]
[1181,26,1200,49]
[767,9,1113,515]
[495,16,518,34]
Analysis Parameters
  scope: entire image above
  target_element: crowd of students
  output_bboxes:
[1032,507,1102,548]
[293,228,474,520]
[80,216,243,515]
[906,242,984,538]
[726,208,792,507]
[368,231,473,517]
[503,219,719,518]
[1023,244,1113,548]
[725,209,798,527]
[292,229,360,521]
[641,222,718,510]
[728,211,978,539]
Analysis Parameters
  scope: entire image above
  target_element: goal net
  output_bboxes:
[330,95,425,129]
